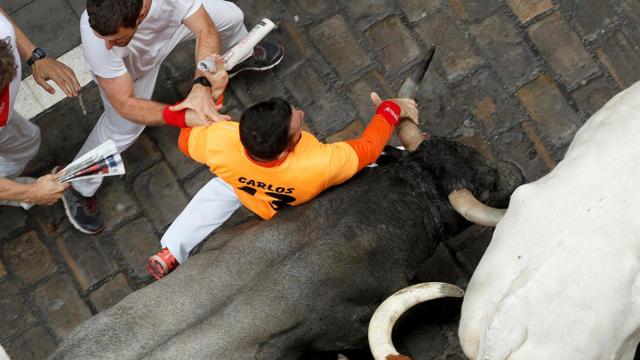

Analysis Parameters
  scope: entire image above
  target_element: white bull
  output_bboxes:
[368,82,640,359]
[1,345,10,360]
[459,81,640,359]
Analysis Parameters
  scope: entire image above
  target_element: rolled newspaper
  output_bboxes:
[198,18,277,72]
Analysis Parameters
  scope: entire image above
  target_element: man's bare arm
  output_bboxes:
[171,6,230,123]
[97,72,211,127]
[183,5,221,79]
[97,72,166,126]
[0,175,68,205]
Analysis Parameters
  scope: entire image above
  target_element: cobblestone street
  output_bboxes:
[2,0,640,358]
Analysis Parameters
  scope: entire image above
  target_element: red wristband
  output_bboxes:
[376,100,401,126]
[215,94,224,107]
[163,105,187,128]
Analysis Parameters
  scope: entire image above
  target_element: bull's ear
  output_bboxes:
[492,160,525,208]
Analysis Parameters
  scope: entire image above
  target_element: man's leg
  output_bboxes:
[63,66,162,234]
[175,0,284,77]
[147,176,241,279]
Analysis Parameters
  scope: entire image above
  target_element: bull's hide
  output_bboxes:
[459,81,640,359]
[51,138,522,360]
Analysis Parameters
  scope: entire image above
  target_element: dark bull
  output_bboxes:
[50,50,524,359]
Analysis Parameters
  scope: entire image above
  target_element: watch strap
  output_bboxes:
[192,76,211,87]
[27,48,46,66]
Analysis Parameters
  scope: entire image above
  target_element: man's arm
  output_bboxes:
[184,6,221,80]
[97,72,165,126]
[323,93,418,188]
[345,93,419,172]
[0,175,68,205]
[0,7,80,96]
[169,6,230,123]
[96,72,209,127]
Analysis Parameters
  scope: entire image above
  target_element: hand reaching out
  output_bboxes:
[31,58,81,97]
[170,55,230,123]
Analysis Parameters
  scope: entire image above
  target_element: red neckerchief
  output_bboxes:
[244,148,288,168]
[0,84,9,127]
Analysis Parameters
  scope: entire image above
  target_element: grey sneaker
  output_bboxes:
[61,186,104,235]
[228,41,284,78]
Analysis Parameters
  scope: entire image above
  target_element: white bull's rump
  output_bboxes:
[459,81,640,359]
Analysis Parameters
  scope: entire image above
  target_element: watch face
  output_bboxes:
[28,48,46,66]
[34,48,46,59]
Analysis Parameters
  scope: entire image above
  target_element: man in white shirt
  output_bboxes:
[63,0,284,234]
[0,8,80,208]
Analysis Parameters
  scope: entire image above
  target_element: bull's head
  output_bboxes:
[396,48,516,228]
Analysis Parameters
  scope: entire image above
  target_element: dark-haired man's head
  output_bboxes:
[240,98,304,161]
[0,37,16,91]
[86,0,144,49]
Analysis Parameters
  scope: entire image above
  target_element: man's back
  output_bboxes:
[180,120,359,219]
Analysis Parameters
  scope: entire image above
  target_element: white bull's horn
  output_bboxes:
[448,189,507,227]
[368,282,464,360]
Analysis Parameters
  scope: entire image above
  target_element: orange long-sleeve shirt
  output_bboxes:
[178,111,396,220]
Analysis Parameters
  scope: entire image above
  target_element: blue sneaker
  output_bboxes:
[60,185,103,235]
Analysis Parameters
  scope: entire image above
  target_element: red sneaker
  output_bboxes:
[146,248,178,280]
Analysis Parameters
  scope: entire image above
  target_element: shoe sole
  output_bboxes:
[55,166,104,235]
[228,46,285,79]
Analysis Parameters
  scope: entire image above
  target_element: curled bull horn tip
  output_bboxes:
[368,282,463,360]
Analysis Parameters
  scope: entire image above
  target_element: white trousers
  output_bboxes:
[161,176,241,263]
[0,113,41,208]
[0,112,41,179]
[72,0,248,197]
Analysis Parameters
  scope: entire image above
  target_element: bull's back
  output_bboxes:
[52,158,441,359]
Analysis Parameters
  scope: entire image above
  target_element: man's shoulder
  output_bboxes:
[0,14,14,38]
[195,120,240,144]
[80,10,100,45]
[79,10,90,31]
[297,131,353,154]
[211,120,240,132]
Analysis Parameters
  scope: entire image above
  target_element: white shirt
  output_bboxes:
[80,0,202,80]
[0,14,22,127]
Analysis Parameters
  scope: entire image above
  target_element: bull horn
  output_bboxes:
[448,189,507,227]
[396,47,435,153]
[368,282,464,360]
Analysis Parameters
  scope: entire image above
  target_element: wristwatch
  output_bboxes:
[27,48,46,66]
[192,76,212,88]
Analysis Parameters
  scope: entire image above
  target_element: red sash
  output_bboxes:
[0,85,9,127]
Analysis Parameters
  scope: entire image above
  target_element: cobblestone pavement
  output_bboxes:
[2,0,640,359]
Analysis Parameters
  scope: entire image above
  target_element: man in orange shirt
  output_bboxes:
[147,90,418,280]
